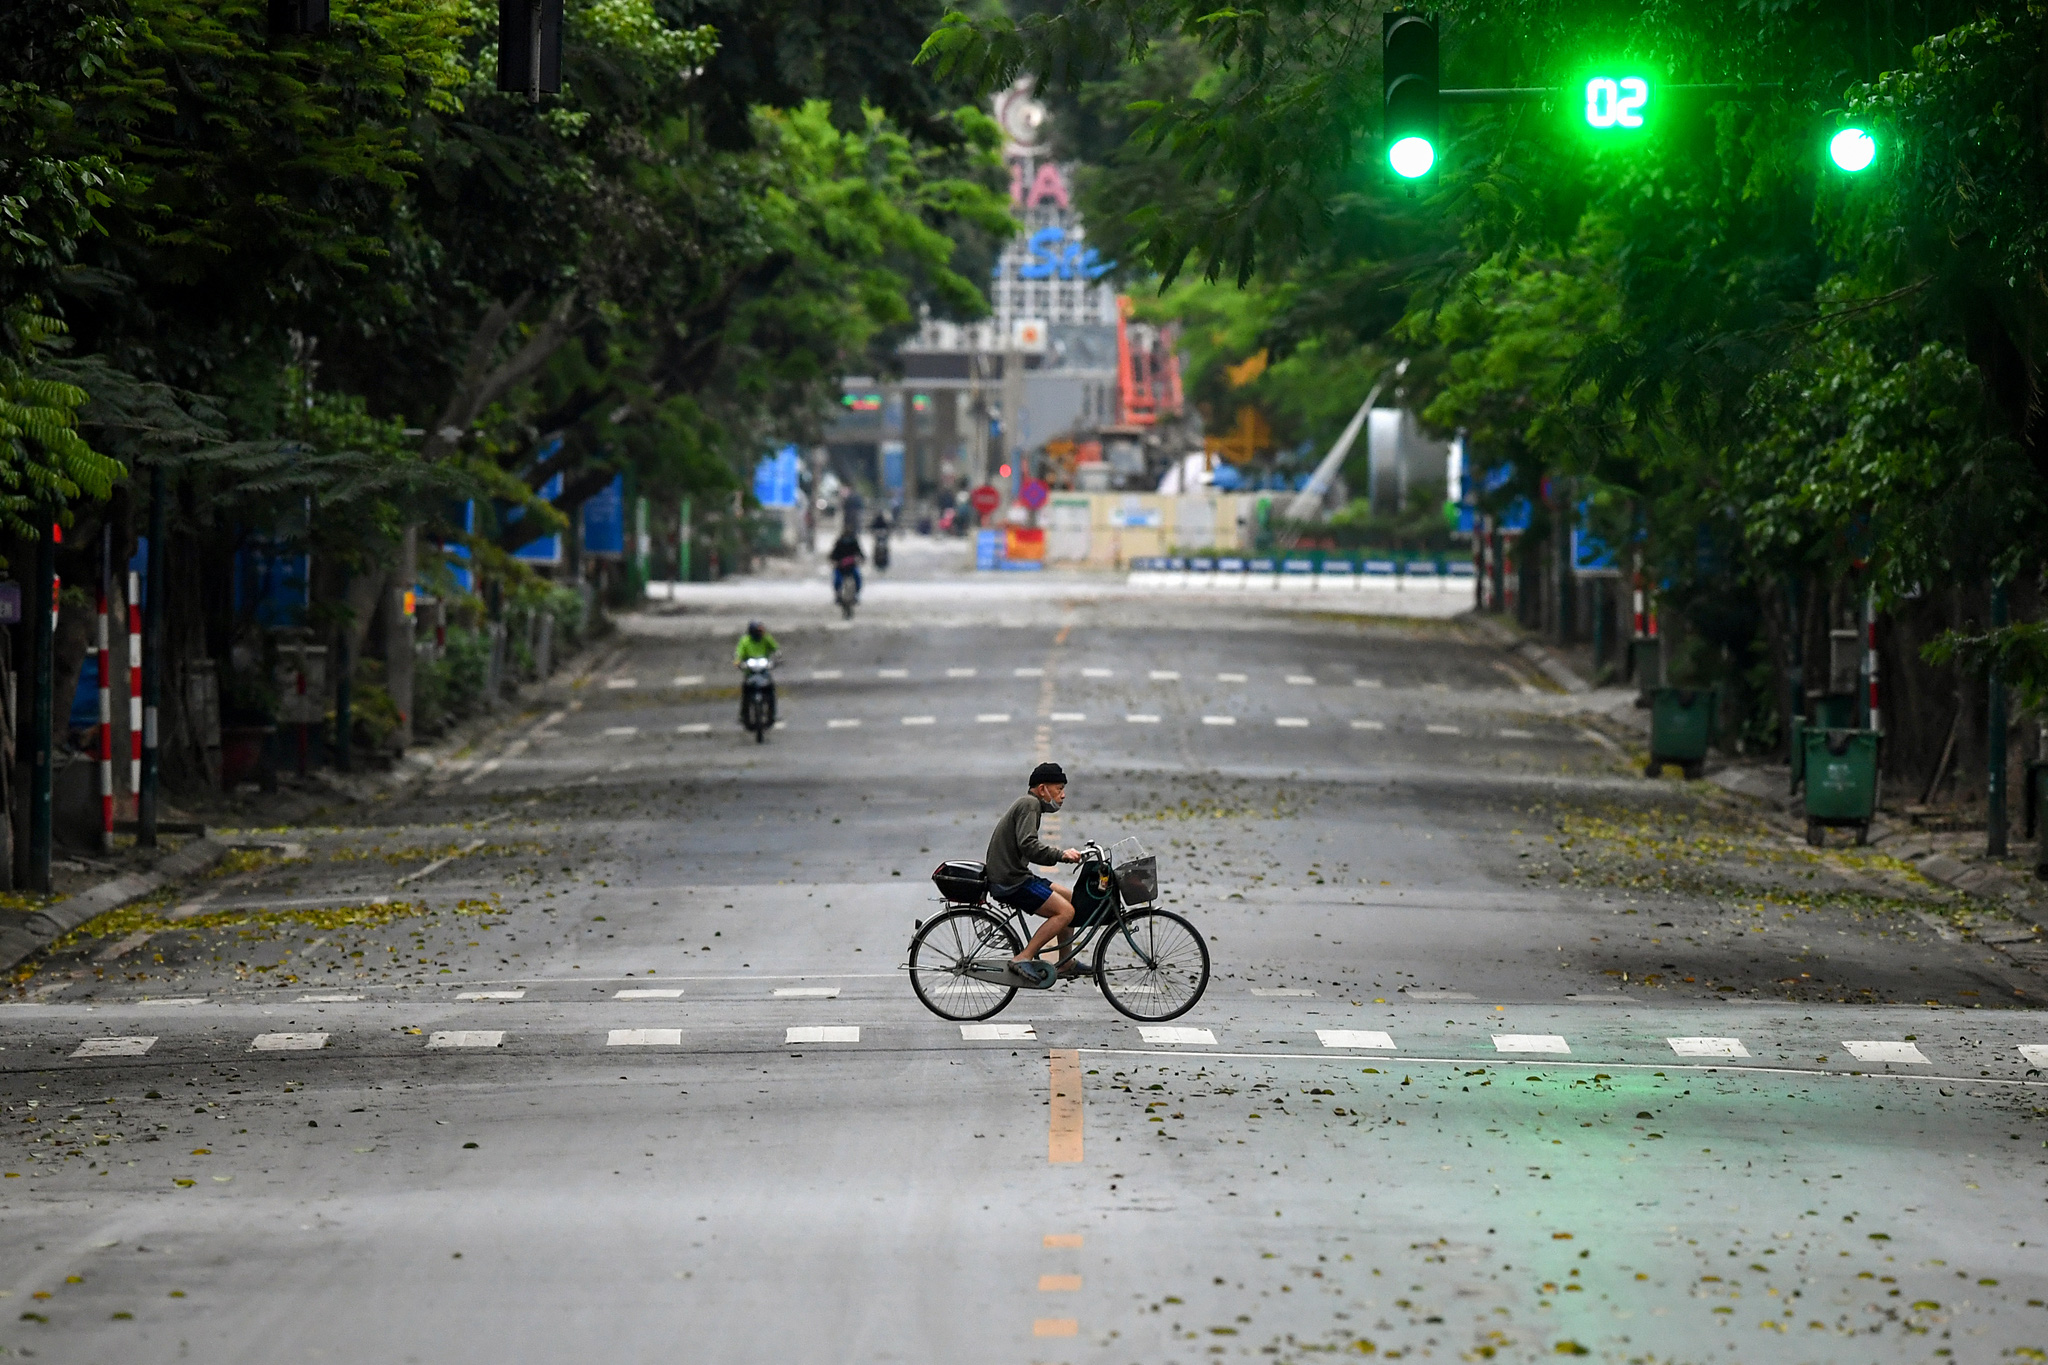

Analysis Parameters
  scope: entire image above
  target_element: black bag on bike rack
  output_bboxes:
[931,859,989,904]
[1071,858,1117,927]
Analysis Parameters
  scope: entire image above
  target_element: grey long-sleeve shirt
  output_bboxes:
[985,794,1063,888]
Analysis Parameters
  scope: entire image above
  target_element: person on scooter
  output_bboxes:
[869,510,892,572]
[986,762,1084,987]
[733,620,778,724]
[828,525,864,601]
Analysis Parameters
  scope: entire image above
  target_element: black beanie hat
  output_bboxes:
[1029,762,1068,788]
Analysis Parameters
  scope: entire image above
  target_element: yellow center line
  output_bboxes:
[1048,1048,1083,1163]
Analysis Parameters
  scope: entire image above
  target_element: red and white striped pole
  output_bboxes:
[96,573,112,851]
[1866,587,1880,732]
[128,569,142,805]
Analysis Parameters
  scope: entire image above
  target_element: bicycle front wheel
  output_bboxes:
[908,908,1021,1021]
[1094,910,1209,1022]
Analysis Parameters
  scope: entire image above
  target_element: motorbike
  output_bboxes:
[872,526,891,572]
[740,657,776,742]
[833,556,861,619]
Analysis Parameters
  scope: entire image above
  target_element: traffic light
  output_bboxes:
[1828,126,1877,172]
[1383,11,1439,179]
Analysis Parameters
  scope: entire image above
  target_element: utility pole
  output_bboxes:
[334,571,353,773]
[29,520,54,893]
[1989,580,2010,858]
[139,469,164,846]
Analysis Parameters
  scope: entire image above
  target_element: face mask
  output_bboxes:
[1038,795,1063,813]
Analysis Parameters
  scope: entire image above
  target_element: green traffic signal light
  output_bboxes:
[1388,135,1436,179]
[1583,76,1650,129]
[1829,126,1876,172]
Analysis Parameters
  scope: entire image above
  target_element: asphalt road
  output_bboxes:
[3,548,2046,1364]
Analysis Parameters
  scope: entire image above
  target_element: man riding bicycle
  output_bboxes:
[986,761,1085,987]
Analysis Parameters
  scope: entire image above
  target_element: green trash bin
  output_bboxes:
[1802,727,1879,846]
[1790,693,1859,791]
[1647,687,1718,780]
[2024,759,2048,879]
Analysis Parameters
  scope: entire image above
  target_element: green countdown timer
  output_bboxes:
[1584,75,1650,129]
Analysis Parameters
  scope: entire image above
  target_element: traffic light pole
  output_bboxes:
[1439,84,1779,105]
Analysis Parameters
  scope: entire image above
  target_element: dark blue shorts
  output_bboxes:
[992,876,1053,913]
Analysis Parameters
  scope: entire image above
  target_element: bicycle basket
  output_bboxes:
[1116,855,1159,907]
[1108,836,1148,870]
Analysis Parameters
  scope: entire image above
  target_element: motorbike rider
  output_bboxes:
[734,620,779,723]
[869,510,892,571]
[828,525,865,601]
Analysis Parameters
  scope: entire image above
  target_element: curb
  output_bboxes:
[1465,614,1591,694]
[0,836,233,974]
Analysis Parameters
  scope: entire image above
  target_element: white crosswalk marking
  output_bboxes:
[457,990,525,1001]
[1202,716,1235,726]
[902,716,935,726]
[1126,714,1161,724]
[1317,1030,1395,1050]
[2020,1045,2048,1067]
[1050,711,1086,722]
[960,1023,1036,1041]
[1351,719,1385,730]
[828,719,861,729]
[977,713,1011,723]
[773,987,841,998]
[1843,1040,1929,1064]
[1493,1034,1569,1054]
[608,1029,683,1046]
[72,1036,156,1058]
[251,1033,328,1052]
[786,1026,860,1044]
[616,989,685,999]
[1138,1026,1215,1045]
[428,1030,504,1049]
[677,723,711,734]
[1668,1037,1749,1058]
[1276,718,1309,728]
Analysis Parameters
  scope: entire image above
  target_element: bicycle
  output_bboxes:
[906,837,1210,1022]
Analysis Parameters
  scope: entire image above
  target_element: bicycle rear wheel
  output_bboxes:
[908,908,1021,1021]
[1094,910,1209,1022]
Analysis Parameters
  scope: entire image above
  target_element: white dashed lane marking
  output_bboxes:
[677,723,711,735]
[1050,711,1086,722]
[603,726,638,738]
[902,716,935,726]
[947,668,977,678]
[1250,988,1316,997]
[1317,1030,1396,1050]
[1493,1034,1570,1054]
[457,990,526,1002]
[616,989,685,999]
[1216,672,1247,682]
[1669,1036,1749,1058]
[1275,717,1309,728]
[73,1037,156,1058]
[608,1029,683,1047]
[1355,678,1383,687]
[961,1023,1036,1041]
[1149,670,1180,681]
[977,713,1011,724]
[773,987,841,999]
[1844,1040,1930,1065]
[605,678,638,689]
[786,1026,860,1044]
[1286,675,1316,685]
[1426,724,1461,735]
[1082,668,1113,678]
[1202,716,1236,726]
[878,668,908,678]
[297,994,361,1003]
[1137,1026,1216,1046]
[428,1031,504,1049]
[673,674,704,686]
[810,669,843,680]
[1351,720,1385,731]
[1499,728,1536,739]
[1126,714,1160,724]
[828,719,861,729]
[1014,668,1045,677]
[251,1033,328,1052]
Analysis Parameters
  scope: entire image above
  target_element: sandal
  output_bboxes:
[1057,961,1092,981]
[1009,960,1056,988]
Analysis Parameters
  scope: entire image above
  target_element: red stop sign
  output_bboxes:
[970,484,1001,515]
